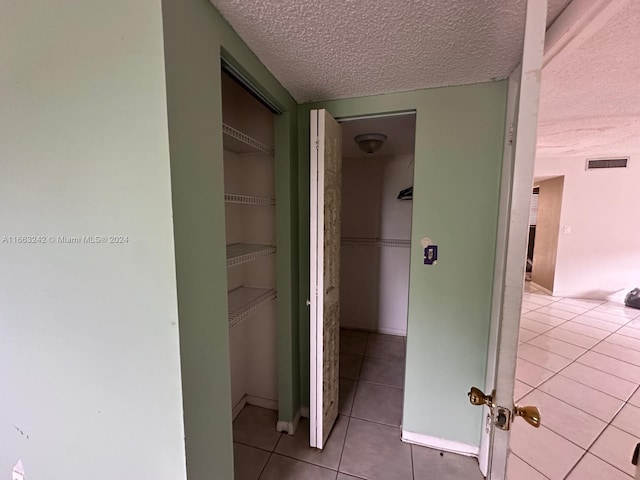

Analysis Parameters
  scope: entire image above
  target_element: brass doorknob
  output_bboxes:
[514,405,541,428]
[468,387,493,407]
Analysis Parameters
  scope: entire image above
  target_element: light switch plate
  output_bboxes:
[424,245,438,265]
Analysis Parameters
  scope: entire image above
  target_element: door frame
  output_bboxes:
[479,0,549,477]
[309,109,325,447]
[336,110,417,338]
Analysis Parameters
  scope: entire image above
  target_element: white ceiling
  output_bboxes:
[341,114,416,158]
[212,0,571,103]
[537,0,640,159]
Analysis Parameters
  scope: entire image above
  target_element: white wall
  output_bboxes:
[223,76,278,412]
[535,157,640,299]
[341,156,383,331]
[379,155,414,335]
[0,1,186,479]
[340,155,413,335]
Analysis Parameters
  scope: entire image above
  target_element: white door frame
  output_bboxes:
[479,1,548,478]
[309,109,325,448]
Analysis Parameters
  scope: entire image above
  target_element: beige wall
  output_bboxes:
[532,176,564,292]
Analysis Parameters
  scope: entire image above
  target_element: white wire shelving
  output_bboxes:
[341,236,411,248]
[223,123,275,156]
[226,243,276,268]
[227,286,277,329]
[224,192,275,206]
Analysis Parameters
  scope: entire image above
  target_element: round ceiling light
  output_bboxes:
[354,133,387,154]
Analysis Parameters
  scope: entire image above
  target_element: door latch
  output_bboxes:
[494,406,511,430]
[467,386,541,431]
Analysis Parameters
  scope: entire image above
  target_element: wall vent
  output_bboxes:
[586,157,629,170]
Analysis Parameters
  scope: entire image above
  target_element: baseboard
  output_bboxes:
[529,282,553,296]
[233,394,278,421]
[232,396,247,420]
[401,430,479,457]
[277,408,301,435]
[340,325,407,337]
[374,327,407,337]
[300,406,310,418]
[246,395,278,411]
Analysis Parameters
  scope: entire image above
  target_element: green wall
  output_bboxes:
[161,1,298,477]
[299,81,507,447]
[1,0,187,477]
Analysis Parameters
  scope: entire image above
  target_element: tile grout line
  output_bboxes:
[519,311,632,406]
[336,327,367,478]
[521,292,637,479]
[511,451,552,479]
[410,443,415,480]
[256,442,277,480]
[562,384,638,480]
[519,297,637,376]
[340,329,413,478]
[594,381,640,440]
[336,415,351,478]
[336,331,367,478]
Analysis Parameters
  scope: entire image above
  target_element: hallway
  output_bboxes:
[508,284,640,479]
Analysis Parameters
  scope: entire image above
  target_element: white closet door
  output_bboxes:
[309,109,342,449]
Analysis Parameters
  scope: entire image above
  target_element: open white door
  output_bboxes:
[309,109,342,449]
[473,1,548,479]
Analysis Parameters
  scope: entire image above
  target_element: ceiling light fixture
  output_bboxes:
[355,133,387,154]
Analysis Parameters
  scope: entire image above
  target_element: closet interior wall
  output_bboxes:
[221,72,278,416]
[340,153,414,336]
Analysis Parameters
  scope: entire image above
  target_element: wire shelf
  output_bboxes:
[341,237,410,248]
[226,243,276,268]
[223,123,275,156]
[228,286,277,329]
[224,192,275,206]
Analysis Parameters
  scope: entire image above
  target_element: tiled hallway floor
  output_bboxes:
[508,283,640,479]
[233,292,640,480]
[233,330,484,480]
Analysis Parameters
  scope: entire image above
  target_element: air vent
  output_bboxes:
[586,157,629,170]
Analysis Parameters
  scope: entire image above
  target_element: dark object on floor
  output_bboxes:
[625,288,640,310]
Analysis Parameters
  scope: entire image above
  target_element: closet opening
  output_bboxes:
[220,69,280,441]
[338,112,416,426]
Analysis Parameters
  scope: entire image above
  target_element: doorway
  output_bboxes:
[338,113,415,430]
[525,177,564,294]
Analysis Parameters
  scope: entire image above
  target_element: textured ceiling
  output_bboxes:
[537,0,640,159]
[212,0,571,102]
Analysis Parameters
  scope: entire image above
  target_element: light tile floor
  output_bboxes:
[233,329,484,480]
[508,283,640,479]
[232,288,640,479]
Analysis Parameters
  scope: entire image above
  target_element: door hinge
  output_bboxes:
[314,137,320,150]
[508,123,515,145]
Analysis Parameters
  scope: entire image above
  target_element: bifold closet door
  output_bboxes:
[309,109,342,449]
